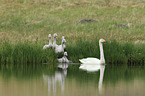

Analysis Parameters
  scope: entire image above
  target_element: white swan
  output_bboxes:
[62,36,66,49]
[79,39,106,64]
[52,33,58,48]
[55,38,66,53]
[57,52,72,63]
[43,34,52,50]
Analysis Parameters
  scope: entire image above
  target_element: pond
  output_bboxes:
[0,63,145,96]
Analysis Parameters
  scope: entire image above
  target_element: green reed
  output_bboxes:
[66,38,145,65]
[0,40,57,64]
[0,39,144,65]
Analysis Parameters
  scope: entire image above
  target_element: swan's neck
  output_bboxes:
[49,37,52,45]
[53,37,56,45]
[61,41,64,47]
[99,42,105,64]
[64,56,69,62]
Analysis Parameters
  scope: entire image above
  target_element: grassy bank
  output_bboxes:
[0,0,145,44]
[0,0,144,65]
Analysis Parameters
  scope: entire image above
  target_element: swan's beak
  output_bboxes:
[103,40,106,42]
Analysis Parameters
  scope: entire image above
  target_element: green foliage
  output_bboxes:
[0,41,57,64]
[66,39,145,65]
[0,39,144,65]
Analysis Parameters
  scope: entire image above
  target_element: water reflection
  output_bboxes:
[43,63,68,95]
[1,64,145,96]
[79,64,105,95]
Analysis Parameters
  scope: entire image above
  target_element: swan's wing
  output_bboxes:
[55,45,64,53]
[43,45,49,50]
[52,44,58,48]
[79,58,92,64]
[79,58,100,64]
[58,58,63,63]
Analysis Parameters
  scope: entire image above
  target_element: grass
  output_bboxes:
[0,38,144,65]
[0,40,58,64]
[67,38,145,65]
[0,0,145,65]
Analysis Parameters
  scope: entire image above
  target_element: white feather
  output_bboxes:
[55,39,66,53]
[79,39,106,64]
[52,33,58,48]
[43,34,52,50]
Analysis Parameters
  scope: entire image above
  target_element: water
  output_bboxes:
[0,64,145,96]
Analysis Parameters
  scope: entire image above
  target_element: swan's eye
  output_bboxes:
[103,40,106,42]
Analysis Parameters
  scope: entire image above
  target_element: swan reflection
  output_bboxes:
[79,64,105,95]
[43,63,68,94]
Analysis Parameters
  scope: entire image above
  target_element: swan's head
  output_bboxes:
[62,39,66,43]
[99,39,106,43]
[54,33,57,37]
[48,34,51,38]
[62,36,65,39]
[64,52,68,56]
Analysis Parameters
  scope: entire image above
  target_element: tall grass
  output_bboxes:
[0,39,144,65]
[66,38,145,65]
[0,40,57,64]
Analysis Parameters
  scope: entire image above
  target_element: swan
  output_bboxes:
[57,52,72,63]
[43,34,52,50]
[62,36,66,49]
[79,39,106,64]
[52,33,58,48]
[55,38,66,53]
